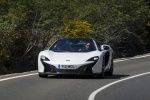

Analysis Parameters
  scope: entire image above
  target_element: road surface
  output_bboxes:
[0,54,150,100]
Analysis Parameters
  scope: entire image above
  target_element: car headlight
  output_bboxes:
[40,55,50,61]
[87,56,99,61]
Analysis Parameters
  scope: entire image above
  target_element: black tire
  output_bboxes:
[39,73,48,78]
[106,58,113,76]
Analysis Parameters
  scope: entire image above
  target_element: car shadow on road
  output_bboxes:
[105,74,130,79]
[47,75,93,79]
[46,74,129,79]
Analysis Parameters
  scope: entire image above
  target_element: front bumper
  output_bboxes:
[40,61,97,75]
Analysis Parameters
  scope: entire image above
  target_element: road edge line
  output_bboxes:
[88,72,150,100]
[88,53,150,100]
[0,73,38,82]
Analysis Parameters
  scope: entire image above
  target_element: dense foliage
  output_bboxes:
[61,20,94,38]
[0,0,150,74]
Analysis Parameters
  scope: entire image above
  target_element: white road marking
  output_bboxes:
[88,54,150,100]
[114,54,150,62]
[88,72,150,100]
[0,73,37,82]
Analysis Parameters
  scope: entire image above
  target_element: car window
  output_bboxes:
[49,38,96,52]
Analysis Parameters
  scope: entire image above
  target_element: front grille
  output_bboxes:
[42,62,56,73]
[41,60,97,75]
[78,62,96,74]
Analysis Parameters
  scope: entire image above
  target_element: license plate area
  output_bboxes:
[59,65,77,69]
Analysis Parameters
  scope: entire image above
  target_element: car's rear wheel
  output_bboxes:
[39,73,48,78]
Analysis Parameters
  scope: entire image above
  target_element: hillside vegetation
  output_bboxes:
[0,0,150,74]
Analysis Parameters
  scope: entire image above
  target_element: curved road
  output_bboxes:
[0,54,150,100]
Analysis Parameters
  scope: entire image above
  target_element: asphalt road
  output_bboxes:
[0,54,150,100]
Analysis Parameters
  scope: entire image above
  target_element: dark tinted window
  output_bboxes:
[49,38,96,52]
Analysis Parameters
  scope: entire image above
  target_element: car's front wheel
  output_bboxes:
[39,73,48,78]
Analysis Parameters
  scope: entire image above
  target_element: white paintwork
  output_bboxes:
[38,38,113,74]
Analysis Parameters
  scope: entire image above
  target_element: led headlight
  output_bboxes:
[87,56,99,61]
[40,55,50,61]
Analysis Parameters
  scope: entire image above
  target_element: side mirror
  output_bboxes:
[101,45,110,50]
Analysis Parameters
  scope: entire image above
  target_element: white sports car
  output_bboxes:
[38,38,114,78]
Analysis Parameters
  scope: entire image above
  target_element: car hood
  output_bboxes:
[49,51,93,62]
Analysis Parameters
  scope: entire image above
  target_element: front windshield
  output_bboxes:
[49,38,96,52]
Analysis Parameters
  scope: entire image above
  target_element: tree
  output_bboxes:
[61,20,94,38]
[0,0,150,74]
